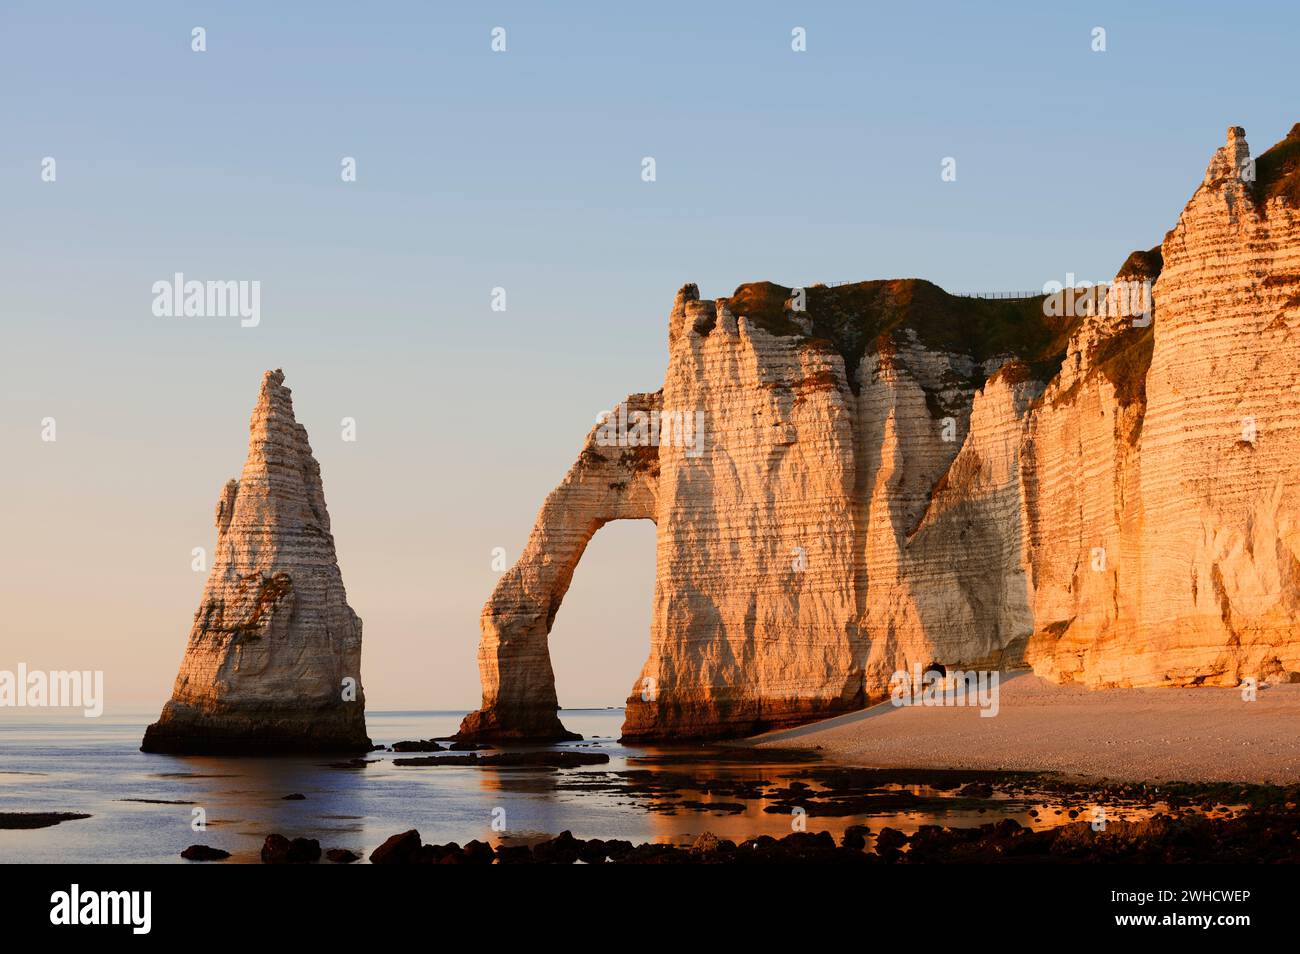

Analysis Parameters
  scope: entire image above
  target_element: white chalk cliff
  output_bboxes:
[143,370,369,753]
[458,125,1300,741]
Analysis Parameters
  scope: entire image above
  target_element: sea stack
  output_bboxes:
[142,370,369,754]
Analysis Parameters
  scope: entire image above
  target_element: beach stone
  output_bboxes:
[261,834,292,864]
[287,838,321,863]
[262,834,319,864]
[532,830,581,865]
[391,751,607,768]
[181,844,230,861]
[691,831,722,854]
[0,812,91,830]
[576,838,615,865]
[418,842,464,864]
[841,825,870,850]
[875,827,908,851]
[370,829,422,865]
[391,739,445,752]
[494,845,534,864]
[462,840,495,864]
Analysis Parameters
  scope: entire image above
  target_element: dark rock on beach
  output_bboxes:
[326,848,360,864]
[0,812,91,830]
[494,844,535,864]
[462,840,496,864]
[281,793,306,800]
[261,834,291,863]
[370,829,423,865]
[181,844,230,861]
[290,837,322,862]
[260,774,1300,865]
[392,751,609,768]
[261,833,322,864]
[841,824,871,850]
[897,808,1300,864]
[532,830,582,864]
[364,827,872,864]
[391,739,446,752]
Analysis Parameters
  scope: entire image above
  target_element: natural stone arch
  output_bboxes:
[457,392,661,742]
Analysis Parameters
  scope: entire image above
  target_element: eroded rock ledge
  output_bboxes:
[142,370,369,755]
[460,125,1300,743]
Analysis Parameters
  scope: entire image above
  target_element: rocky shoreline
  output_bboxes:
[174,775,1300,864]
[181,804,1300,864]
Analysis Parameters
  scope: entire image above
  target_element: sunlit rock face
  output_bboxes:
[459,390,661,743]
[142,370,369,754]
[461,126,1300,742]
[1030,125,1300,687]
[621,293,861,740]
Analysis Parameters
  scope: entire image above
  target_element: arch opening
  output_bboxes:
[456,392,662,743]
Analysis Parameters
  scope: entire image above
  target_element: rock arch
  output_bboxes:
[456,392,661,742]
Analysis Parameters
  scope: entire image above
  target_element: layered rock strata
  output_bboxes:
[142,370,369,754]
[460,126,1300,742]
[460,391,661,741]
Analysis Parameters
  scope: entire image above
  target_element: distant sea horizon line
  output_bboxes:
[0,705,629,720]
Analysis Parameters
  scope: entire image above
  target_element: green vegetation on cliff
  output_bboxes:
[724,279,1077,392]
[1253,122,1300,209]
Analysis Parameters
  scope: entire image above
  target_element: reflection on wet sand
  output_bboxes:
[471,741,1189,853]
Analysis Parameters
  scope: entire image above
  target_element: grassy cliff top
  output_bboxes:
[724,279,1077,388]
[1253,123,1300,208]
[1116,246,1163,281]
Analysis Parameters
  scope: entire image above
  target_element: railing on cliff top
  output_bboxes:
[951,290,1045,299]
[819,280,1043,299]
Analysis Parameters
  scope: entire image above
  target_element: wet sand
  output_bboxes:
[750,673,1300,784]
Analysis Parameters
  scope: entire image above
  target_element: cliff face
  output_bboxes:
[460,126,1300,742]
[142,370,369,754]
[1030,125,1300,686]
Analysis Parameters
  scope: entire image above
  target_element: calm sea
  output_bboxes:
[1,708,792,863]
[0,708,1134,863]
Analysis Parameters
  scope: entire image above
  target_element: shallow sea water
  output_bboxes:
[0,708,1179,863]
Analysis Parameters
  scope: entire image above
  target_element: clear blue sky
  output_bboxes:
[3,0,1297,711]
